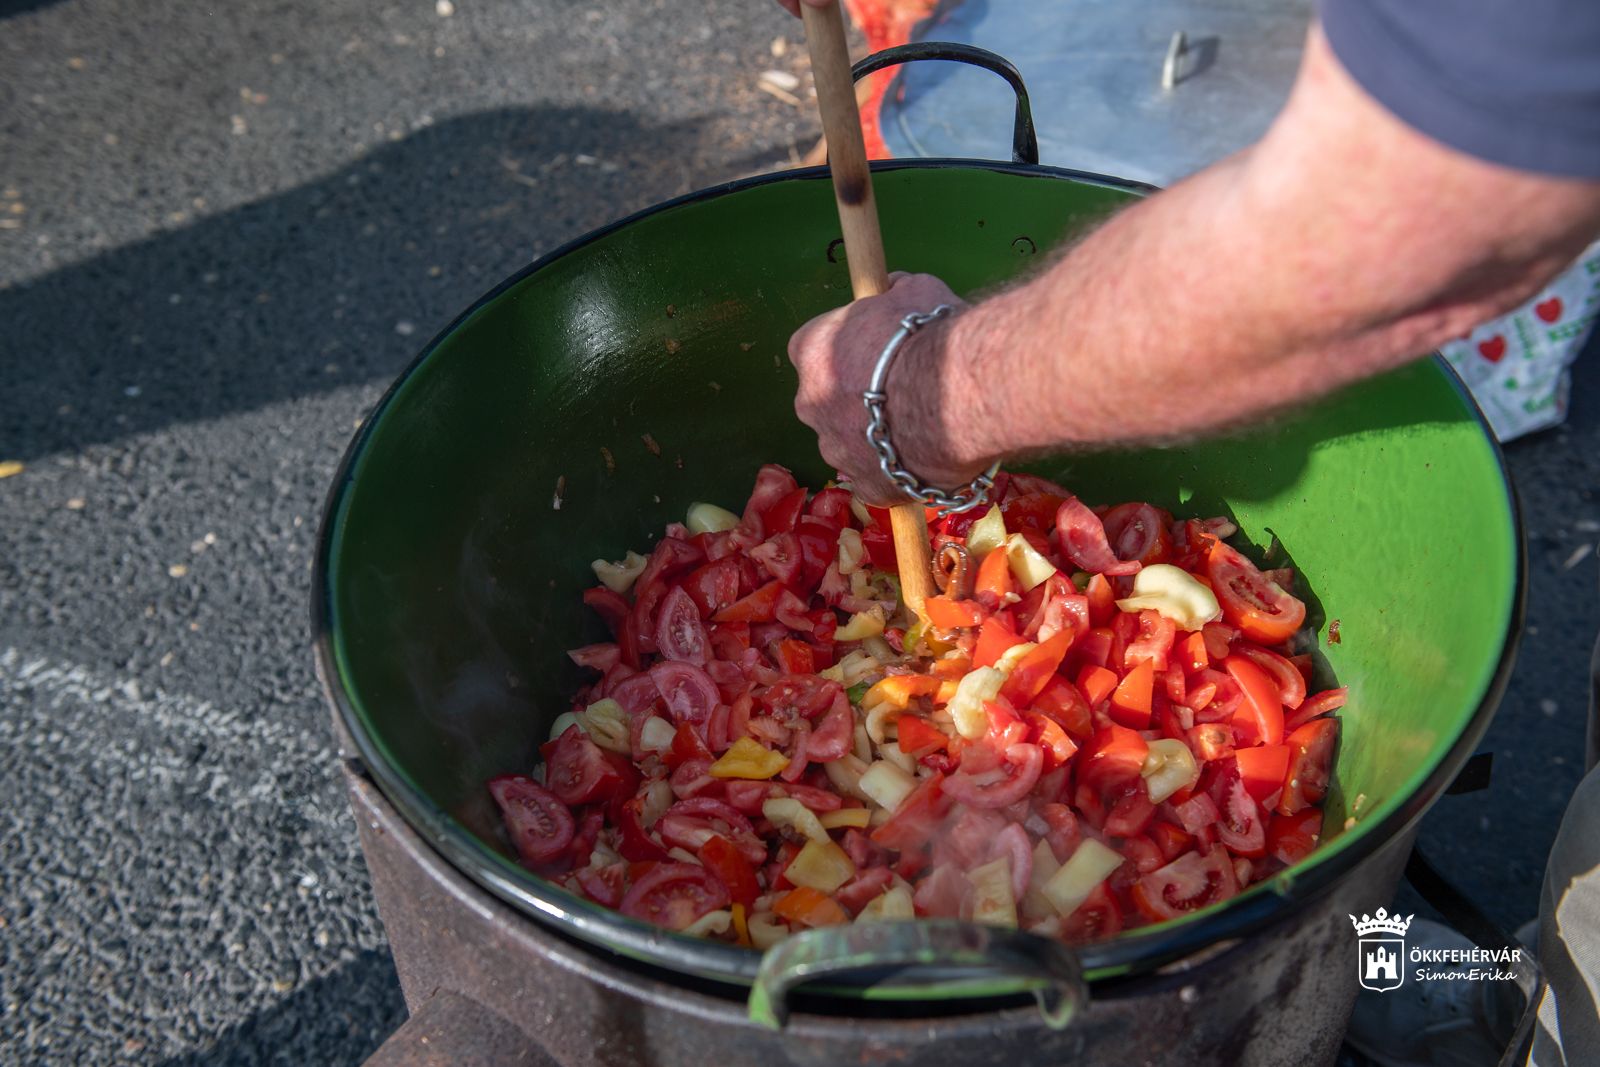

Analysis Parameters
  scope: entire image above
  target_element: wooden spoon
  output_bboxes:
[799,0,935,624]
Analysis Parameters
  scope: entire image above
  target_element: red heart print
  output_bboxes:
[1478,335,1507,362]
[1536,297,1562,323]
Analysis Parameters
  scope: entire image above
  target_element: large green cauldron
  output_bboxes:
[313,156,1520,1013]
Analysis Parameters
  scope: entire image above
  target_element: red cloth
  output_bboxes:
[843,0,938,158]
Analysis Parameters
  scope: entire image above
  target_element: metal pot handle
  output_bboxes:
[747,919,1087,1030]
[851,42,1041,166]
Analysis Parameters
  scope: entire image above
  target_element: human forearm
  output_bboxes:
[928,27,1600,468]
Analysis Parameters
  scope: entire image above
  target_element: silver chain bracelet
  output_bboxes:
[862,304,1002,516]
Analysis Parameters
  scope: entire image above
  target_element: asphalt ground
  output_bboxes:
[1,1,1598,1063]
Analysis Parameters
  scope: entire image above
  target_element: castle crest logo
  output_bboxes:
[1351,908,1413,992]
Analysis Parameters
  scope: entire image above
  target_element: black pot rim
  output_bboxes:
[311,156,1525,991]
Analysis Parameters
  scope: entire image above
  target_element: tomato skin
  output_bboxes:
[942,743,1045,809]
[1079,726,1150,799]
[1002,491,1065,534]
[770,638,814,676]
[616,796,669,861]
[1130,845,1239,922]
[699,833,760,908]
[896,715,948,756]
[1109,660,1155,729]
[666,721,714,770]
[1060,883,1124,942]
[576,863,625,908]
[711,579,783,624]
[1286,687,1348,732]
[488,774,576,865]
[744,465,800,526]
[1104,790,1157,838]
[794,518,837,592]
[1205,541,1307,644]
[581,586,632,636]
[762,486,808,535]
[620,862,731,931]
[860,523,897,570]
[1124,610,1177,672]
[1278,718,1339,815]
[999,630,1075,705]
[545,726,631,806]
[1224,655,1285,747]
[1085,574,1117,627]
[974,544,1015,604]
[1101,503,1175,567]
[1235,744,1290,807]
[1267,809,1323,866]
[1027,711,1078,769]
[649,661,721,727]
[1034,676,1093,739]
[1150,821,1192,862]
[806,487,853,531]
[681,560,741,620]
[1077,664,1118,708]
[870,772,949,851]
[973,617,1026,669]
[1216,777,1267,858]
[1232,644,1306,709]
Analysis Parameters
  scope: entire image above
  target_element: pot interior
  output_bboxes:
[318,162,1517,984]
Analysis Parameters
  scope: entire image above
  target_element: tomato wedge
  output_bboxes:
[1101,502,1174,567]
[1205,541,1307,644]
[1224,654,1285,747]
[1109,660,1155,729]
[1130,845,1239,921]
[619,862,730,930]
[487,774,575,864]
[1267,809,1323,866]
[1278,718,1339,815]
[999,630,1074,705]
[699,833,759,907]
[712,579,784,623]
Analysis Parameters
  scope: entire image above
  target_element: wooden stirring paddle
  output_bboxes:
[798,0,935,624]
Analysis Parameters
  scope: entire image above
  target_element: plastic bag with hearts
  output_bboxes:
[1442,239,1600,441]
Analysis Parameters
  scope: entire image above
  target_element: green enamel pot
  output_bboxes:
[313,155,1521,1007]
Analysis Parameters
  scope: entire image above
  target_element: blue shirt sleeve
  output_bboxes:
[1319,0,1600,179]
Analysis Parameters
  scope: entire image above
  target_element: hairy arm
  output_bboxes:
[795,26,1600,500]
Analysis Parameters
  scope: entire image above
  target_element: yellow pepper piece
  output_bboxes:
[862,673,940,712]
[709,737,790,780]
[731,903,752,947]
[818,808,872,830]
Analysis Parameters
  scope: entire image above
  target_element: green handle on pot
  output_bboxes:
[748,920,1088,1030]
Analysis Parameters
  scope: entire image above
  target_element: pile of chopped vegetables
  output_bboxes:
[487,465,1344,946]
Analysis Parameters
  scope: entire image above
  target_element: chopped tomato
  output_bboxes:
[711,579,783,623]
[582,585,631,636]
[984,701,1031,749]
[1130,845,1239,922]
[1060,883,1124,942]
[1077,664,1118,708]
[1101,502,1175,567]
[615,796,669,861]
[771,638,815,676]
[943,743,1044,808]
[806,487,853,530]
[1235,744,1290,806]
[681,560,741,620]
[545,727,633,806]
[1001,490,1065,534]
[1104,790,1157,837]
[1110,660,1155,729]
[1124,610,1177,672]
[1178,631,1210,674]
[1056,496,1141,577]
[1034,676,1093,738]
[1267,809,1323,866]
[860,523,896,570]
[870,772,949,852]
[1150,821,1192,862]
[1225,655,1285,747]
[1189,722,1235,763]
[699,833,759,908]
[1206,541,1307,645]
[999,630,1075,705]
[774,886,848,927]
[649,661,720,727]
[974,543,1014,602]
[620,862,730,931]
[1027,711,1078,768]
[1216,777,1267,858]
[1286,687,1348,732]
[488,775,575,865]
[1233,644,1306,709]
[1278,718,1339,815]
[762,486,808,535]
[896,715,948,756]
[1085,573,1117,627]
[973,617,1026,668]
[1079,725,1150,799]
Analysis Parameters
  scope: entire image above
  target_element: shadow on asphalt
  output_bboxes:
[2,105,779,462]
[153,948,407,1067]
[0,0,67,21]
